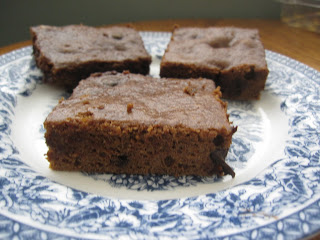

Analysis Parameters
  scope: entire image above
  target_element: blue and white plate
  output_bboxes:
[0,32,319,240]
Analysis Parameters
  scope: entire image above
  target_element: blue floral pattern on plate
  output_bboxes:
[0,32,319,239]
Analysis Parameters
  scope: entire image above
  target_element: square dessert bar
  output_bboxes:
[160,27,269,100]
[31,25,151,90]
[44,71,236,177]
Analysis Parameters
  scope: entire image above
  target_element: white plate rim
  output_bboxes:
[0,31,319,239]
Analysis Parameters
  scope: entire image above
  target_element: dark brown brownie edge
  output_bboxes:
[160,62,269,100]
[30,27,151,90]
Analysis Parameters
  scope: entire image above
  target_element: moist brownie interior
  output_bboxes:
[44,71,236,177]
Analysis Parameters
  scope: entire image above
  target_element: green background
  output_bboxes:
[0,0,281,47]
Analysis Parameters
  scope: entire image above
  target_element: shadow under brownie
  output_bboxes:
[44,71,236,177]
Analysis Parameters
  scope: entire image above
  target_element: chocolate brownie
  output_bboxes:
[44,71,236,177]
[160,27,269,100]
[31,25,151,90]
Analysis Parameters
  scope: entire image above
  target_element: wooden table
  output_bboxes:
[1,19,319,71]
[0,19,319,240]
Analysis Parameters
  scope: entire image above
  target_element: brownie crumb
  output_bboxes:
[58,97,65,104]
[76,111,93,118]
[183,83,197,96]
[127,103,134,113]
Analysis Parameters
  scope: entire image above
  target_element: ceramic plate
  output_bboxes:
[0,32,319,240]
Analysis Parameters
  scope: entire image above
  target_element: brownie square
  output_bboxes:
[44,71,236,177]
[160,27,269,100]
[31,25,151,90]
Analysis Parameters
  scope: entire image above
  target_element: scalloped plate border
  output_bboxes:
[0,32,319,239]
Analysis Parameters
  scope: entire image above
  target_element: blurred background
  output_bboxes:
[0,0,282,47]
